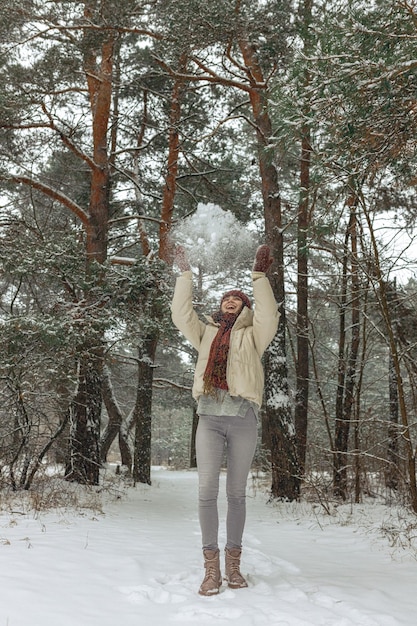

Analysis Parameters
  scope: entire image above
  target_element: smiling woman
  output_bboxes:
[221,291,251,314]
[171,244,279,596]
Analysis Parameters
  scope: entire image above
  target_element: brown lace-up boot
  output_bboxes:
[198,549,222,596]
[225,547,248,589]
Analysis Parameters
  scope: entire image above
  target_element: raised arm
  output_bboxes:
[251,245,279,355]
[171,246,206,351]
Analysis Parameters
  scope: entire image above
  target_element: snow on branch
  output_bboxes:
[110,256,137,266]
[152,378,192,391]
[153,55,255,94]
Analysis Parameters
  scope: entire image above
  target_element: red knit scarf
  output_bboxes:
[203,312,238,396]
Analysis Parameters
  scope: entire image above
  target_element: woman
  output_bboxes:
[172,244,279,596]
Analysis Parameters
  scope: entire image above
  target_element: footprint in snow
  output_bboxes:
[119,583,186,605]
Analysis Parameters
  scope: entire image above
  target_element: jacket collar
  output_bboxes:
[205,306,253,329]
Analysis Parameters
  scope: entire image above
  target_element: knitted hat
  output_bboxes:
[221,290,252,310]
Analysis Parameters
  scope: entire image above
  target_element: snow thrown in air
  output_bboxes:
[171,203,257,276]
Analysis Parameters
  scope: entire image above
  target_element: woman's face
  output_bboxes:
[221,295,244,315]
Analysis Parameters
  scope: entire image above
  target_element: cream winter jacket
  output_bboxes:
[171,271,279,408]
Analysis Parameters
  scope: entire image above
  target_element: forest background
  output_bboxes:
[1,0,417,514]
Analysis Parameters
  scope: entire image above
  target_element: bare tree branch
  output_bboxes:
[2,175,89,226]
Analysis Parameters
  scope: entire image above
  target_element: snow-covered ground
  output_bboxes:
[1,467,417,626]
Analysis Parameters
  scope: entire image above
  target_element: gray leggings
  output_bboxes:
[195,409,258,550]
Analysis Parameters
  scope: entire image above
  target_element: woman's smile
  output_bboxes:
[221,296,243,314]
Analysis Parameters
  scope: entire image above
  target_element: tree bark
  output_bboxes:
[132,335,158,485]
[295,0,313,477]
[386,281,400,490]
[65,348,103,484]
[66,13,117,484]
[101,366,123,460]
[159,52,188,263]
[100,365,134,471]
[129,55,188,484]
[295,124,311,478]
[119,411,134,470]
[334,196,360,499]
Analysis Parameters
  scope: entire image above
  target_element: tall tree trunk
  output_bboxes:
[100,365,122,461]
[334,195,360,499]
[386,280,400,490]
[100,365,134,470]
[100,365,132,466]
[238,38,299,500]
[333,219,349,492]
[387,352,400,490]
[119,411,134,470]
[66,14,116,484]
[159,52,188,263]
[66,348,103,484]
[295,132,310,476]
[132,335,158,484]
[129,55,188,484]
[295,0,313,477]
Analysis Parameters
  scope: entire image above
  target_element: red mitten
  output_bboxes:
[253,244,273,273]
[174,245,191,272]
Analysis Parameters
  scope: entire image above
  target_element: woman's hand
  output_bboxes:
[174,245,191,272]
[253,244,273,273]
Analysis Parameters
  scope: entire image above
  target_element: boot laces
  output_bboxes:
[205,563,218,581]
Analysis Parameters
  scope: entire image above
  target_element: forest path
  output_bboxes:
[0,468,415,626]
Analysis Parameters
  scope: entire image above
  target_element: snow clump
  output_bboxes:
[172,203,256,274]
